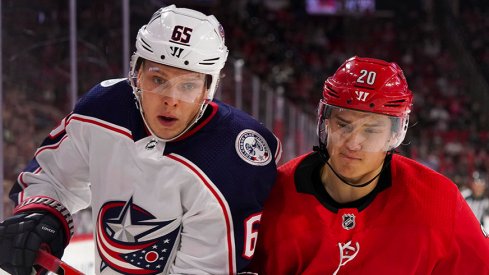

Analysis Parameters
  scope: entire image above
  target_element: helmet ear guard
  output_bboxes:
[128,55,138,87]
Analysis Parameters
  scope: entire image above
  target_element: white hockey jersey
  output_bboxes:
[10,78,282,275]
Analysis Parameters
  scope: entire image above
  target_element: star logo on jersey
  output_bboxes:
[235,129,272,166]
[96,197,181,274]
[342,214,355,230]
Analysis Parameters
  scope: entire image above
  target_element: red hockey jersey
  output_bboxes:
[252,152,489,275]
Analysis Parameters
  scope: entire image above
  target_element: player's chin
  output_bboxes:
[154,129,178,140]
[154,123,186,139]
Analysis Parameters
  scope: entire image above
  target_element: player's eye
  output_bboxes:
[152,77,165,86]
[180,82,197,91]
[365,128,382,134]
[337,122,353,132]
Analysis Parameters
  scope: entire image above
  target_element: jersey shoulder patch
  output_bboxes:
[235,129,272,166]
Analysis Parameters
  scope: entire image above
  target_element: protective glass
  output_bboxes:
[317,101,408,152]
[136,65,207,103]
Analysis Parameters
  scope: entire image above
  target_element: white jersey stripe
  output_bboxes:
[67,114,133,140]
[166,153,236,275]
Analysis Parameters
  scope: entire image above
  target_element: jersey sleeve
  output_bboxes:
[9,113,92,215]
[433,192,489,274]
[249,161,301,275]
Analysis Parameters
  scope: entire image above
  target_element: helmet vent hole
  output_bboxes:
[384,99,406,107]
[346,99,352,104]
[184,60,189,65]
[199,57,219,65]
[370,103,375,108]
[160,55,165,60]
[325,87,340,98]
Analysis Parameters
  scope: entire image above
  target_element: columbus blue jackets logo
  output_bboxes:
[235,130,271,166]
[96,197,181,274]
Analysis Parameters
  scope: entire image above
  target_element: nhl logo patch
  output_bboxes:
[235,130,271,166]
[145,139,157,150]
[342,214,356,230]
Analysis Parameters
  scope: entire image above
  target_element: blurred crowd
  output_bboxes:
[459,0,489,80]
[2,0,489,229]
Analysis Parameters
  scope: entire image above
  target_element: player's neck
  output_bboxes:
[320,164,381,204]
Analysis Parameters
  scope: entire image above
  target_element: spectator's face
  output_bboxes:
[471,179,487,197]
[137,61,207,139]
[326,108,392,183]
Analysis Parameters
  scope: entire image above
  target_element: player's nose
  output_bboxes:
[344,131,365,151]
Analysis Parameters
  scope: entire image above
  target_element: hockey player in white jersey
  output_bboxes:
[0,5,281,275]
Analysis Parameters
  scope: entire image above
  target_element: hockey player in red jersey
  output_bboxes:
[251,56,489,274]
[0,5,281,275]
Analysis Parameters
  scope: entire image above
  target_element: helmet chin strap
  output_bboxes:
[324,159,382,188]
[313,142,392,189]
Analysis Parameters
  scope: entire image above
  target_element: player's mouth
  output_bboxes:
[340,152,362,161]
[157,115,178,126]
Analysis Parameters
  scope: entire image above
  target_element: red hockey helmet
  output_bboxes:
[323,56,412,117]
[317,56,414,151]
